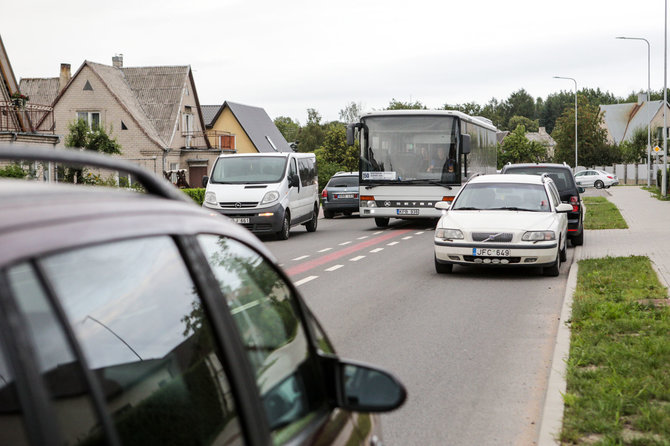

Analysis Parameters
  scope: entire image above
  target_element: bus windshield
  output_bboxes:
[360,116,460,184]
[210,156,287,184]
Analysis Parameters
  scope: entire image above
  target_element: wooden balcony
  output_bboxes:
[0,101,55,134]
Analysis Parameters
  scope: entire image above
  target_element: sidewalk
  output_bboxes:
[539,186,670,445]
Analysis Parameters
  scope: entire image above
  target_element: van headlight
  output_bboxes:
[204,191,218,206]
[522,231,555,241]
[435,228,463,239]
[261,190,280,205]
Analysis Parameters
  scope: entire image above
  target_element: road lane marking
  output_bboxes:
[350,256,365,262]
[339,241,352,246]
[370,248,384,253]
[374,231,384,235]
[402,236,413,240]
[294,276,318,286]
[415,231,425,235]
[357,236,369,240]
[325,265,343,271]
[387,241,399,246]
[292,255,310,261]
[318,248,332,253]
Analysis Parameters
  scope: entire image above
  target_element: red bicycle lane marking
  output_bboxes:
[285,228,414,277]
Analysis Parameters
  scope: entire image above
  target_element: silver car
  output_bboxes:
[574,169,619,189]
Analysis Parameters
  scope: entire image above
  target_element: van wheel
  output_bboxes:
[375,217,389,228]
[277,212,290,240]
[305,206,318,232]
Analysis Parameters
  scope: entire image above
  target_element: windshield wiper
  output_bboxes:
[403,179,453,189]
[453,206,480,210]
[488,207,541,212]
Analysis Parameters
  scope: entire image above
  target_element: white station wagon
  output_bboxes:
[433,174,573,276]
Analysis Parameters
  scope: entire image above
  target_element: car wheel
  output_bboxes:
[277,212,290,240]
[305,206,318,232]
[559,238,567,262]
[323,209,334,219]
[543,250,560,277]
[595,180,604,189]
[570,230,584,246]
[435,256,453,274]
[375,217,389,228]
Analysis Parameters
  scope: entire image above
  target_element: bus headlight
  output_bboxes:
[261,190,280,205]
[436,228,463,239]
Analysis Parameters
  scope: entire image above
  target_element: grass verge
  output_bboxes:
[560,256,670,445]
[642,186,670,202]
[583,197,628,230]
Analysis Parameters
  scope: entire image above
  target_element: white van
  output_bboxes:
[202,152,319,239]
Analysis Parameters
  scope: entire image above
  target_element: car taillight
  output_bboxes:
[321,189,327,198]
[607,175,613,179]
[569,195,579,212]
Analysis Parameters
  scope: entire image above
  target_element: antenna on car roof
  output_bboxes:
[0,145,191,203]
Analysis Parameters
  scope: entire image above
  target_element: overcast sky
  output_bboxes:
[2,0,668,124]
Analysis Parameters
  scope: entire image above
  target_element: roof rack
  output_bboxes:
[0,145,191,203]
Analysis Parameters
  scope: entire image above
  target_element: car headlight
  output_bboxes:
[204,191,218,206]
[261,190,280,205]
[435,228,464,239]
[522,231,555,241]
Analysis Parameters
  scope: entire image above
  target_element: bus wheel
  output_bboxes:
[375,217,389,228]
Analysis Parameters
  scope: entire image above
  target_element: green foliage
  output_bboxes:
[508,115,539,132]
[552,96,613,167]
[0,163,28,178]
[182,188,205,205]
[296,108,325,153]
[62,119,122,183]
[274,116,301,143]
[538,90,575,134]
[338,101,363,123]
[618,126,648,164]
[497,125,547,168]
[501,89,536,129]
[385,98,427,110]
[582,196,628,229]
[313,122,359,191]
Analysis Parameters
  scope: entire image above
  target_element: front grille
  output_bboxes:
[472,232,513,242]
[219,201,258,209]
[374,200,441,208]
[463,256,521,264]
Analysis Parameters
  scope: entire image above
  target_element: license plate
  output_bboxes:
[474,248,510,256]
[397,209,419,215]
[233,217,250,224]
[336,194,354,199]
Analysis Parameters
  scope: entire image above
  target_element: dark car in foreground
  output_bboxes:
[0,146,405,446]
[500,162,585,246]
[321,172,359,218]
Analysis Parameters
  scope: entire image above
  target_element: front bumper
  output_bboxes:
[434,240,558,266]
[205,202,285,234]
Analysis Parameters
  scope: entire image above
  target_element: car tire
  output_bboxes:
[277,212,291,240]
[305,206,318,232]
[375,217,390,228]
[595,180,604,189]
[543,250,560,277]
[559,238,567,262]
[435,256,453,274]
[570,230,584,246]
[323,209,334,219]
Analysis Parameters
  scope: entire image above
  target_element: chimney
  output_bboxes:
[112,54,123,68]
[59,63,71,92]
[638,92,648,105]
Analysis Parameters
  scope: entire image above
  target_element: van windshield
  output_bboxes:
[210,156,287,184]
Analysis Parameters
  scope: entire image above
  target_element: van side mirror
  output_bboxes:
[346,124,358,146]
[460,134,471,155]
[289,174,300,188]
[202,176,209,187]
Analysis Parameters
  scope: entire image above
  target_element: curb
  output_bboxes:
[537,245,581,445]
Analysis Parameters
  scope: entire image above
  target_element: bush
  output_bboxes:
[656,167,670,188]
[182,188,205,205]
[0,163,28,179]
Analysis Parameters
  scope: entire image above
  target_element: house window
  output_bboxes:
[77,111,100,130]
[83,80,93,91]
[183,113,193,148]
[169,162,179,183]
[121,121,128,130]
[220,134,235,151]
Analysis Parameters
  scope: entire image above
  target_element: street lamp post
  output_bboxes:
[554,76,578,170]
[616,36,652,186]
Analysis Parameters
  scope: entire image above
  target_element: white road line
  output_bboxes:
[318,247,332,253]
[292,255,310,261]
[415,231,425,235]
[339,241,352,246]
[350,256,365,262]
[325,264,344,272]
[387,241,399,246]
[357,236,369,240]
[374,231,384,235]
[294,276,318,286]
[402,236,413,240]
[370,248,384,253]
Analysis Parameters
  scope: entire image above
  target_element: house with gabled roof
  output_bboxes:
[600,96,670,146]
[37,55,220,187]
[205,101,293,153]
[0,34,58,147]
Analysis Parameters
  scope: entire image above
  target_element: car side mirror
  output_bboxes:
[320,356,406,413]
[202,176,209,187]
[556,203,573,213]
[289,174,300,188]
[460,134,471,155]
[434,201,451,211]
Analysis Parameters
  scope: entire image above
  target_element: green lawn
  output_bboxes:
[583,197,628,230]
[560,256,670,445]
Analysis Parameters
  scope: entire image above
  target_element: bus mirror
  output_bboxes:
[346,124,356,146]
[460,134,471,155]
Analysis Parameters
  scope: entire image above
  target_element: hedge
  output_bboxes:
[182,188,205,205]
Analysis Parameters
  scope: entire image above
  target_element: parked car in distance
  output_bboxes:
[0,145,406,446]
[500,162,585,246]
[321,171,359,218]
[574,169,619,189]
[434,174,572,276]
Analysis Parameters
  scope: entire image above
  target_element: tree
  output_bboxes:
[501,89,536,129]
[442,102,482,116]
[552,96,613,167]
[314,122,359,191]
[508,115,539,132]
[274,116,301,144]
[497,125,547,168]
[618,126,648,164]
[480,98,505,129]
[296,109,325,153]
[338,101,364,123]
[385,98,427,110]
[538,91,575,134]
[62,119,122,183]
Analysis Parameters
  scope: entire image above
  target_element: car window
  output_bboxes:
[0,334,31,445]
[547,183,561,207]
[453,183,550,211]
[327,176,358,188]
[34,236,245,445]
[198,235,328,445]
[503,167,574,195]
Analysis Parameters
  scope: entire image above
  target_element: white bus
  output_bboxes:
[346,110,498,227]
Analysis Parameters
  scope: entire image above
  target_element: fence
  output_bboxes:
[585,162,667,186]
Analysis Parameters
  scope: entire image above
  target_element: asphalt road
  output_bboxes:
[261,214,573,445]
